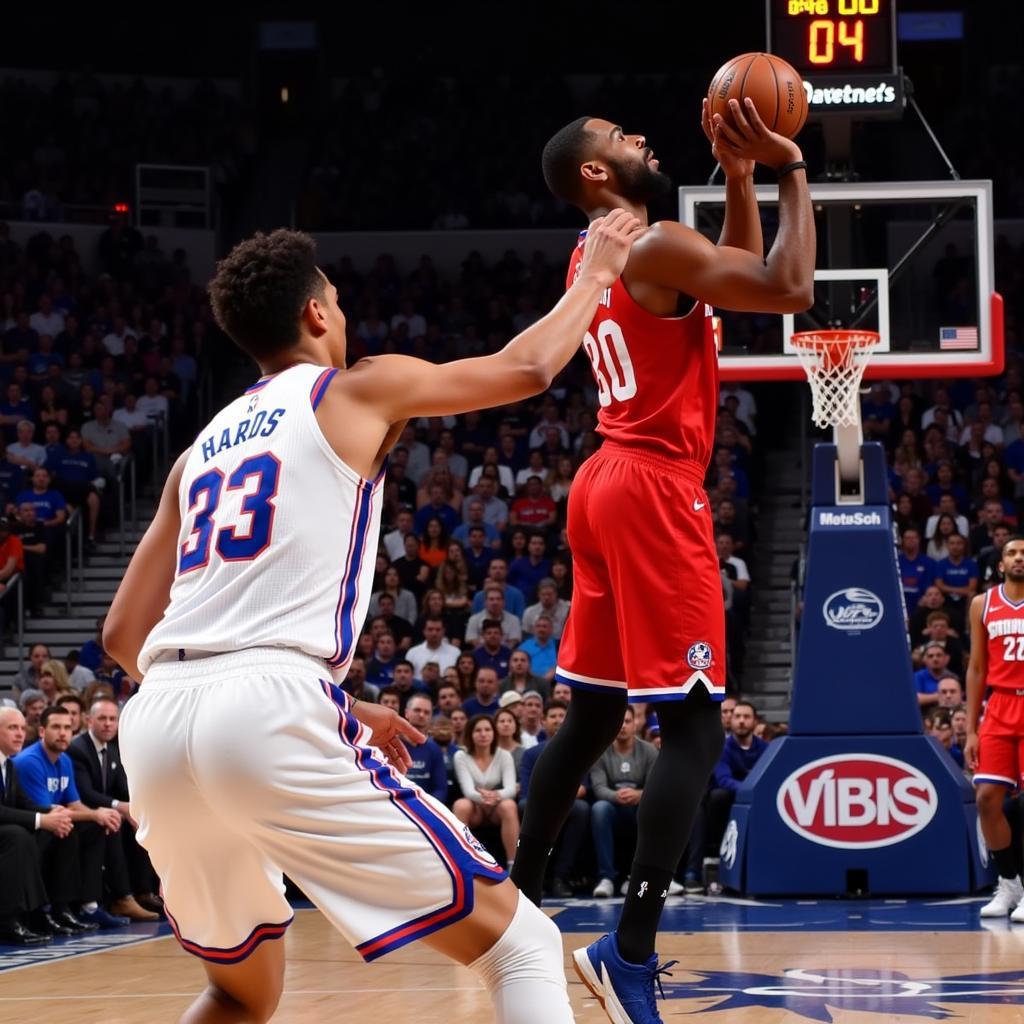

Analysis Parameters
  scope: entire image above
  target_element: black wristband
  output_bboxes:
[776,160,808,179]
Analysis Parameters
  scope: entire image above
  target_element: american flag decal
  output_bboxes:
[939,326,978,350]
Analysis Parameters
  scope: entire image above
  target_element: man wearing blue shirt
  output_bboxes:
[508,534,552,603]
[473,621,512,677]
[452,498,502,550]
[15,467,67,527]
[402,694,449,805]
[935,533,978,632]
[470,558,525,617]
[413,484,460,536]
[898,527,936,613]
[0,384,35,444]
[705,702,768,864]
[48,429,102,548]
[518,615,559,680]
[913,643,957,710]
[14,705,126,930]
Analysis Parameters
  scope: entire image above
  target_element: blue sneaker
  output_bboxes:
[572,932,677,1024]
[76,907,130,930]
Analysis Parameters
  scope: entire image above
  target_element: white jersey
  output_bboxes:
[140,363,383,678]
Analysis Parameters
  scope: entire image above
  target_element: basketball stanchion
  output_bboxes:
[718,331,993,896]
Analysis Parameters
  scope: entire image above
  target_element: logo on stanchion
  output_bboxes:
[776,754,937,849]
[822,588,884,632]
[720,819,739,869]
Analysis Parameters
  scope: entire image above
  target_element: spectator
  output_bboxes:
[13,705,127,930]
[590,706,659,898]
[68,699,159,920]
[368,565,418,623]
[372,594,415,652]
[465,475,508,532]
[926,512,961,562]
[936,676,965,709]
[414,487,459,538]
[80,402,131,484]
[469,558,526,617]
[54,693,85,735]
[499,649,550,703]
[934,532,979,632]
[15,468,68,541]
[429,714,461,804]
[461,525,496,590]
[914,642,958,709]
[898,527,936,613]
[494,705,525,774]
[466,587,523,647]
[452,496,502,550]
[36,661,72,706]
[0,386,35,444]
[468,447,516,496]
[7,421,46,473]
[436,558,472,636]
[0,514,25,623]
[978,523,1013,590]
[518,691,546,748]
[64,650,96,692]
[508,533,552,601]
[13,643,50,697]
[911,610,965,673]
[713,498,750,553]
[551,681,573,705]
[340,657,379,703]
[79,618,106,673]
[522,578,570,638]
[462,666,502,718]
[365,631,399,686]
[402,694,448,805]
[516,451,549,493]
[436,683,463,717]
[418,516,450,569]
[0,706,75,945]
[510,476,557,531]
[378,686,402,713]
[704,702,768,864]
[473,620,513,677]
[383,508,416,562]
[924,707,963,768]
[453,715,519,868]
[406,617,461,677]
[18,691,45,745]
[48,429,101,548]
[518,699,587,898]
[517,614,559,680]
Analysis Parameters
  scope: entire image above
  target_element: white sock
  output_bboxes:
[469,890,573,1024]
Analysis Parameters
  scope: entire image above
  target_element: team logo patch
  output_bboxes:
[687,642,713,670]
[822,588,884,632]
[655,967,1024,1019]
[462,825,497,865]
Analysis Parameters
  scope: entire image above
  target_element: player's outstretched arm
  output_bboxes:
[963,592,987,770]
[104,450,188,681]
[631,97,814,313]
[341,210,644,422]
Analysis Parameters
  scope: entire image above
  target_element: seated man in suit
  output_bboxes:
[14,704,127,930]
[69,698,160,920]
[0,706,76,944]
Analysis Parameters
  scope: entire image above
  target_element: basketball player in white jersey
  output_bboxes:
[103,211,641,1024]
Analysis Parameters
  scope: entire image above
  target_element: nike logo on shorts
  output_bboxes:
[693,499,706,512]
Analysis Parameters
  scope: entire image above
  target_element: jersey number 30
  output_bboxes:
[179,453,281,573]
[583,319,637,408]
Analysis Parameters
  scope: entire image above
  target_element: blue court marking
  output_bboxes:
[550,895,997,933]
[0,920,173,973]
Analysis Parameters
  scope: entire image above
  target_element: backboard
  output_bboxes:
[679,179,1004,381]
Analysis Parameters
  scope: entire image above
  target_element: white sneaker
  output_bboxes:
[592,877,615,898]
[667,879,686,896]
[1011,900,1024,924]
[980,877,1024,917]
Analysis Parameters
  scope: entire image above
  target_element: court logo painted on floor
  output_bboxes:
[664,967,1024,1020]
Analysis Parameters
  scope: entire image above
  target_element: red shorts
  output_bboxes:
[556,442,726,704]
[975,688,1024,788]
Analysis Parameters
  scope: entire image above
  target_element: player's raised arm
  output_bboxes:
[104,449,188,681]
[963,592,988,770]
[341,209,644,422]
[630,97,814,313]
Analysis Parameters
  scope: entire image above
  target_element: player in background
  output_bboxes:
[103,212,642,1024]
[510,99,814,1023]
[966,536,1024,921]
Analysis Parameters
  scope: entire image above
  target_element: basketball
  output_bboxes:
[707,52,808,139]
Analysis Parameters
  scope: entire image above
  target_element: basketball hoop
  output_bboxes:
[790,330,881,430]
[791,330,880,495]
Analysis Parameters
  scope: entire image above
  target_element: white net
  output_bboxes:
[791,331,881,429]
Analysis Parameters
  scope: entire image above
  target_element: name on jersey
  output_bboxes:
[199,409,286,463]
[988,618,1024,639]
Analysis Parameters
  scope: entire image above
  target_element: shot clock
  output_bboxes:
[766,0,905,116]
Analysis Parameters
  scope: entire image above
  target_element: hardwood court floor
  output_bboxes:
[3,899,1024,1022]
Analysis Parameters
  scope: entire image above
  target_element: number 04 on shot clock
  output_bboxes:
[766,0,905,117]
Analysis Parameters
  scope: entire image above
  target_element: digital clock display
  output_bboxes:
[768,0,897,75]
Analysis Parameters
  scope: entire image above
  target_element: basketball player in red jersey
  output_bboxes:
[509,99,815,1023]
[966,537,1024,921]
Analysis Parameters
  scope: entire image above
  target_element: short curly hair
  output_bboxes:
[541,116,595,206]
[209,229,326,360]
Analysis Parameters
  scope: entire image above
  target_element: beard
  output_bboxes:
[606,153,673,204]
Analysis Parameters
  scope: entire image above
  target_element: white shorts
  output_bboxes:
[119,648,505,964]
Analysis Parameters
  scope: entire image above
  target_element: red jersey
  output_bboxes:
[982,584,1024,690]
[567,233,719,465]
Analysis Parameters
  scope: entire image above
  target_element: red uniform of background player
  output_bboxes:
[966,537,1024,921]
[511,97,815,1021]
